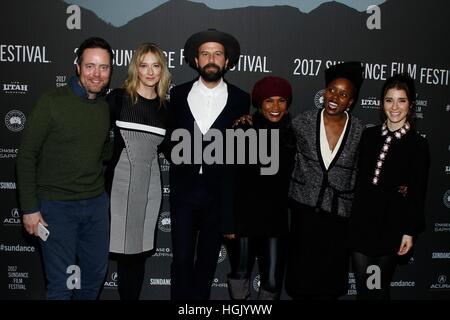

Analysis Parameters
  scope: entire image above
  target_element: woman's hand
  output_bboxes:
[398,234,413,255]
[223,234,236,240]
[232,114,253,128]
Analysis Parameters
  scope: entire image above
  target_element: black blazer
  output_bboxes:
[161,78,250,232]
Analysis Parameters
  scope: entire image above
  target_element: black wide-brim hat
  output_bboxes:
[325,61,364,91]
[184,28,240,70]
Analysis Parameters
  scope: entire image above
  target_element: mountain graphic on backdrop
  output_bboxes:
[63,0,386,27]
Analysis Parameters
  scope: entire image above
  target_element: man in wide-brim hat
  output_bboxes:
[161,28,250,300]
[184,28,241,71]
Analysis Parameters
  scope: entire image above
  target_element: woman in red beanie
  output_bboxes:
[226,76,296,300]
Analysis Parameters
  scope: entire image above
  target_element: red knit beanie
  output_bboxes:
[251,76,292,108]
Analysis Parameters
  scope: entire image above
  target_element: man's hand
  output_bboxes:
[23,212,48,236]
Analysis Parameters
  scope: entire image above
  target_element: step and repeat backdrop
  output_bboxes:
[0,0,449,300]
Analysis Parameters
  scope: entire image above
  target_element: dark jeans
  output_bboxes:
[39,192,109,300]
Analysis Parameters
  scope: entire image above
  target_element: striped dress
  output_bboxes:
[106,89,167,254]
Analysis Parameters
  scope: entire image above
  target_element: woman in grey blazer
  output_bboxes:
[286,62,364,299]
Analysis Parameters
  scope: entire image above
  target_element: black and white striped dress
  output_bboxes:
[106,89,167,254]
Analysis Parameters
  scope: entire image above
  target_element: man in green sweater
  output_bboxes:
[16,37,113,299]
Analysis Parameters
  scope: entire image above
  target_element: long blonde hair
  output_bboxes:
[124,43,171,106]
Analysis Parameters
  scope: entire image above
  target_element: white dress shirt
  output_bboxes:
[320,109,349,170]
[187,78,228,135]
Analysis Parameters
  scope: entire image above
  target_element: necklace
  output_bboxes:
[372,121,410,185]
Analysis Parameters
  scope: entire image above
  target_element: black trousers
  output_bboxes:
[228,236,286,294]
[351,251,397,300]
[170,177,223,300]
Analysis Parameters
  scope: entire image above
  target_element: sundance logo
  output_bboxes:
[149,278,170,286]
[217,245,227,263]
[158,212,171,233]
[314,89,325,109]
[0,243,35,252]
[0,182,16,190]
[5,110,25,132]
[252,274,261,292]
[444,190,450,209]
[159,154,170,172]
[390,280,415,287]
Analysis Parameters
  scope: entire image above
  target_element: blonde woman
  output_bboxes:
[105,43,171,300]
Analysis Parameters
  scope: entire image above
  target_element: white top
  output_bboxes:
[187,78,228,135]
[320,109,349,170]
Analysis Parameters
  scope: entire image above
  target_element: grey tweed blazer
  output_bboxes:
[289,109,363,218]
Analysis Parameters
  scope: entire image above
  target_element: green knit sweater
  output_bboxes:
[16,85,111,212]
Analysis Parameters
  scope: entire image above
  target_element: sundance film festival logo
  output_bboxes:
[5,110,26,132]
[159,154,170,172]
[314,89,325,109]
[158,212,171,233]
[217,245,227,263]
[444,190,450,209]
[390,280,415,287]
[3,208,21,226]
[414,98,428,119]
[150,278,170,286]
[0,182,16,190]
[0,243,35,252]
[2,82,28,94]
[8,265,28,291]
[55,75,67,88]
[347,272,356,295]
[253,274,261,292]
